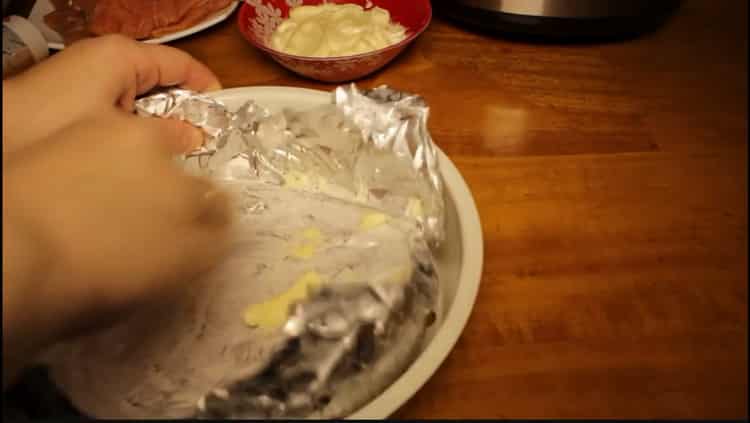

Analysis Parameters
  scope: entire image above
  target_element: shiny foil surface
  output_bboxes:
[59,85,447,419]
[135,85,444,246]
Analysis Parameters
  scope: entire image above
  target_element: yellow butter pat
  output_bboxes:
[283,171,312,190]
[302,227,324,243]
[291,243,316,259]
[290,227,325,259]
[360,213,389,230]
[243,271,323,329]
[405,197,424,219]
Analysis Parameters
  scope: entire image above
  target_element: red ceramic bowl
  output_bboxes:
[238,0,432,83]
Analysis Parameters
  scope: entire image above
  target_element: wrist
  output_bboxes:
[2,211,54,388]
[2,151,124,359]
[2,79,21,154]
[2,165,61,388]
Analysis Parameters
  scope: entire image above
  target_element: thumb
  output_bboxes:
[144,116,206,155]
[166,212,233,292]
[168,177,233,286]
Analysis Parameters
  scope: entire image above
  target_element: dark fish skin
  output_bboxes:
[197,257,440,420]
[3,367,88,420]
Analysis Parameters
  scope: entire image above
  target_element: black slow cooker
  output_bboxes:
[435,0,682,40]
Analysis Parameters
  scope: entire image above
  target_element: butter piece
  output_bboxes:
[405,197,424,220]
[243,271,323,329]
[302,227,324,243]
[283,170,312,190]
[360,212,389,230]
[291,243,316,259]
[290,227,325,259]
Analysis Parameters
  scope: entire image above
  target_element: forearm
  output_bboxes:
[2,216,50,388]
[2,61,92,155]
[1,79,24,155]
[0,76,53,156]
[2,169,59,389]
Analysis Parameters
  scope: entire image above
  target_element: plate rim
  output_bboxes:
[32,0,239,50]
[209,86,484,419]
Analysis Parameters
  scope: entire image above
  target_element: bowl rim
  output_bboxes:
[237,0,433,62]
[207,86,484,419]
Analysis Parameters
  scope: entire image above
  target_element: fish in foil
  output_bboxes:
[40,85,445,419]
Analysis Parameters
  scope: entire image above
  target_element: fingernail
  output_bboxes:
[206,81,223,92]
[186,127,205,151]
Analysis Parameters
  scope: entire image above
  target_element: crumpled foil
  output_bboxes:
[334,85,444,246]
[198,236,439,419]
[110,85,443,419]
[135,85,445,247]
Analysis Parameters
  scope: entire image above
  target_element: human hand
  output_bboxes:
[2,111,232,385]
[2,34,221,154]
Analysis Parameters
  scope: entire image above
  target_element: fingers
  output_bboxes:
[2,35,220,155]
[151,117,206,154]
[136,42,222,94]
[130,114,233,277]
[127,114,232,229]
[127,113,205,154]
[184,176,233,228]
[73,35,221,110]
[176,207,233,281]
[89,112,231,293]
[116,40,222,109]
[158,177,233,293]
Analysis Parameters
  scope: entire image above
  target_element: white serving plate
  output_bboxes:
[210,86,484,419]
[28,0,239,50]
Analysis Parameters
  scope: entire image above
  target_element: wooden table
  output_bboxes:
[0,0,744,418]
[165,1,744,419]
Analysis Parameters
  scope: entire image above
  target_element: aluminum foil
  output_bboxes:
[76,85,445,419]
[335,85,445,246]
[45,187,439,419]
[135,85,445,246]
[198,243,439,419]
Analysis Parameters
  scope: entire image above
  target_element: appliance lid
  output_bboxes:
[458,0,660,19]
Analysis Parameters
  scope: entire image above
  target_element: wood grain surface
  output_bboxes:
[167,0,748,418]
[11,0,743,418]
[172,0,747,419]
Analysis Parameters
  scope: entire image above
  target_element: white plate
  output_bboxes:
[28,0,239,50]
[210,86,484,419]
